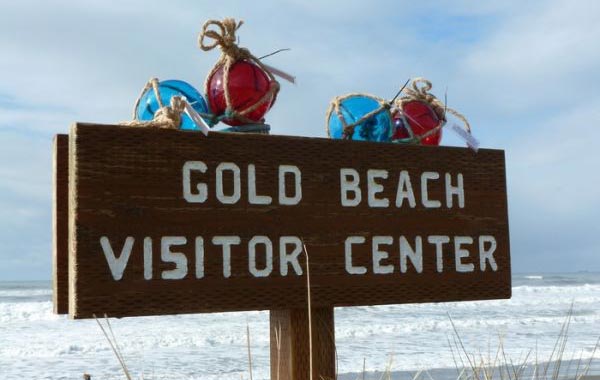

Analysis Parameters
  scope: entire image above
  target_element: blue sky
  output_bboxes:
[0,0,599,280]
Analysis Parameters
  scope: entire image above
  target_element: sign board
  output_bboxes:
[64,123,510,319]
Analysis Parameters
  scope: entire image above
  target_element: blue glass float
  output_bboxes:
[135,79,211,130]
[327,95,393,142]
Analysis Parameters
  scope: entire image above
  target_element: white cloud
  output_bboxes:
[508,99,600,216]
[458,0,600,116]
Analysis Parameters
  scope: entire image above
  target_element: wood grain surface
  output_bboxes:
[67,123,511,319]
[52,134,69,314]
[270,307,336,380]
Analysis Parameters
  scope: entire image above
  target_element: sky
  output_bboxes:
[0,0,599,280]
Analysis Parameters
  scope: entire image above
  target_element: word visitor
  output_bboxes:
[100,234,498,281]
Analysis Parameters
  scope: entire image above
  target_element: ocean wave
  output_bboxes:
[0,288,53,297]
[1,275,600,379]
[0,301,60,323]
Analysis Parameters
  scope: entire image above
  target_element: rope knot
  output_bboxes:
[152,96,185,129]
[199,18,248,61]
[401,77,437,106]
[224,108,236,119]
[121,78,187,129]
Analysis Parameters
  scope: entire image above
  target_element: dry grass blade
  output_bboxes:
[274,322,282,380]
[377,355,393,380]
[448,335,466,378]
[93,314,132,380]
[577,336,600,380]
[247,323,254,380]
[411,369,424,380]
[515,350,532,380]
[362,358,366,380]
[447,335,463,379]
[573,351,584,380]
[543,305,572,379]
[303,242,314,380]
[424,367,436,380]
[105,315,127,371]
[552,304,573,380]
[448,313,480,380]
[498,334,515,380]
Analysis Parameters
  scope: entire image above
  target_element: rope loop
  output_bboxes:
[199,19,244,56]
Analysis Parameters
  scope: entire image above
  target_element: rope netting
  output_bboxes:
[199,18,280,126]
[325,93,391,139]
[393,77,471,144]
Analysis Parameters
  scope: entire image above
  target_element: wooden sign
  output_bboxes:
[63,123,510,319]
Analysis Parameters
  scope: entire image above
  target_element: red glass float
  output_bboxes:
[206,60,276,126]
[393,100,443,146]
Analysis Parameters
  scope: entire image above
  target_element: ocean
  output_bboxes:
[1,273,599,380]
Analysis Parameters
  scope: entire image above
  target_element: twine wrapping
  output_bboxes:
[394,77,471,144]
[199,18,280,126]
[121,78,186,129]
[325,93,391,140]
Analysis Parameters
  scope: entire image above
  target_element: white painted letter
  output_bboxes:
[143,237,152,280]
[399,236,423,273]
[183,161,208,203]
[279,236,303,276]
[372,236,394,274]
[248,164,272,205]
[212,236,241,278]
[279,165,302,205]
[367,169,389,208]
[445,173,465,208]
[161,236,188,280]
[340,168,361,207]
[396,170,416,208]
[195,237,204,279]
[479,235,498,271]
[428,235,450,272]
[100,236,134,281]
[249,236,273,277]
[216,162,241,204]
[345,236,367,274]
[421,171,441,208]
[454,236,474,273]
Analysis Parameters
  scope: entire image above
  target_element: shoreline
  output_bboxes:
[338,358,600,380]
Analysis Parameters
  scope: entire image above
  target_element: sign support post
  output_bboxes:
[270,307,336,380]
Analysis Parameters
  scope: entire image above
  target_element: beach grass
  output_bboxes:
[91,306,599,380]
[442,306,599,380]
[91,250,598,380]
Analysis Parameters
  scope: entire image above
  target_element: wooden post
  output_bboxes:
[52,134,69,314]
[270,307,336,380]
